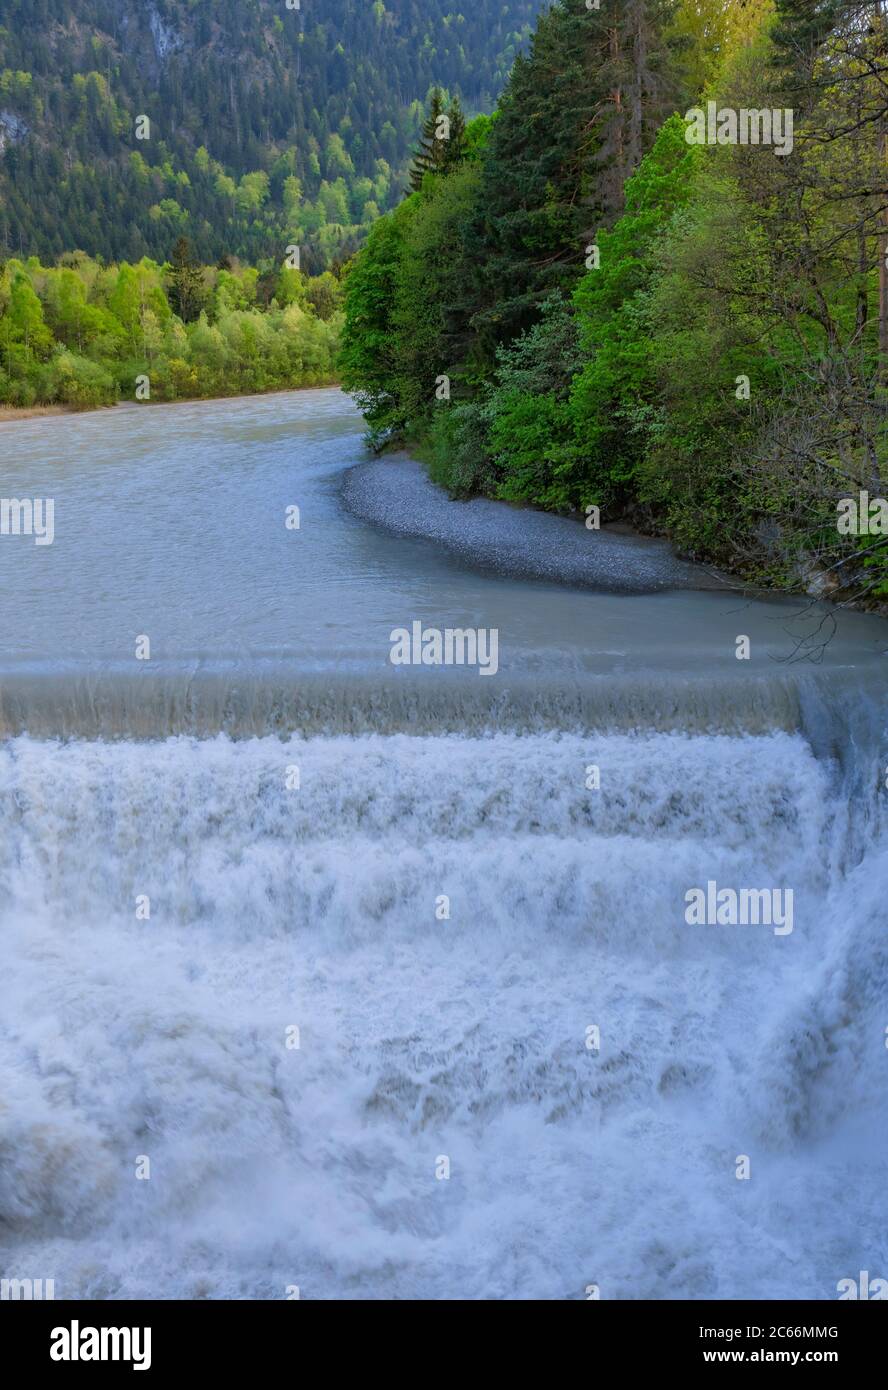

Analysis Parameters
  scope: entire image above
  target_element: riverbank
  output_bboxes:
[343,448,888,616]
[0,404,70,423]
[0,379,342,425]
[342,453,734,595]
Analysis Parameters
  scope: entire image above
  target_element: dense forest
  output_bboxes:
[0,0,542,271]
[341,0,888,604]
[0,242,340,407]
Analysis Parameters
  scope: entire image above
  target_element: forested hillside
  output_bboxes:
[341,0,888,606]
[0,0,541,270]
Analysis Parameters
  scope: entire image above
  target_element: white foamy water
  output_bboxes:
[0,390,886,1300]
[1,726,886,1300]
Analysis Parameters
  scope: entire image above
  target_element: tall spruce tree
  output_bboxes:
[167,236,205,322]
[409,88,448,190]
[442,94,469,172]
[455,0,682,364]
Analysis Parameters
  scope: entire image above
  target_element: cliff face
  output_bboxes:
[0,0,542,266]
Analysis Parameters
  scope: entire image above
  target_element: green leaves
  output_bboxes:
[0,252,341,410]
[0,0,545,267]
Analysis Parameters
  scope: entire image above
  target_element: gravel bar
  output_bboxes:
[341,454,730,594]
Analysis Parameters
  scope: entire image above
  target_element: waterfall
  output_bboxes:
[1,680,885,1299]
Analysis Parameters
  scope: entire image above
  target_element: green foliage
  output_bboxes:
[0,253,341,409]
[486,295,585,508]
[409,90,469,190]
[338,200,415,444]
[570,115,702,510]
[422,401,498,497]
[343,0,888,604]
[0,0,544,271]
[391,160,483,424]
[167,236,206,322]
[458,0,683,361]
[339,153,486,448]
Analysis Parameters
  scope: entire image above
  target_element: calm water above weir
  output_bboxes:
[1,388,886,1301]
[0,386,885,672]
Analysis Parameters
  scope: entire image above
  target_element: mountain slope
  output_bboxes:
[0,0,543,270]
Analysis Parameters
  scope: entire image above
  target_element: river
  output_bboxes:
[1,387,886,1300]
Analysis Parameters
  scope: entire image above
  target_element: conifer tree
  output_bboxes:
[442,94,469,171]
[167,236,205,322]
[409,88,448,190]
[457,0,681,361]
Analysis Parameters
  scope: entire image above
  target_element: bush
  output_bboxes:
[423,401,497,497]
[39,350,117,408]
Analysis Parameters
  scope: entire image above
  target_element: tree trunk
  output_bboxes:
[877,4,888,379]
[610,26,625,206]
[629,0,645,174]
[879,132,888,377]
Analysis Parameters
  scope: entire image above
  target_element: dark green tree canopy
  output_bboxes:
[0,0,545,266]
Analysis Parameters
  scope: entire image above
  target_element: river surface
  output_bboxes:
[1,387,886,1299]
